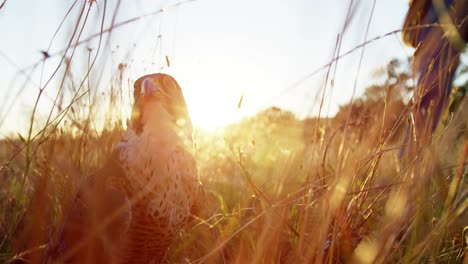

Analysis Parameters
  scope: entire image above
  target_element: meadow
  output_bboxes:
[1,56,467,263]
[1,1,467,263]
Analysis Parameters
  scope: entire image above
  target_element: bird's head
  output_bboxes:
[131,73,193,141]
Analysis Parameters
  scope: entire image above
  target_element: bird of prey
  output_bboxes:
[46,73,205,263]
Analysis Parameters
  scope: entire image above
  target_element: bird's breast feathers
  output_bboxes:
[113,129,199,227]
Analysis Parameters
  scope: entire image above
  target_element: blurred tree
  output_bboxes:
[333,57,413,144]
[364,57,414,103]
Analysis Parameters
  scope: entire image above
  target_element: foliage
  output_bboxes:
[1,54,467,263]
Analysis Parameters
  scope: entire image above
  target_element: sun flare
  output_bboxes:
[186,100,243,131]
[179,82,249,131]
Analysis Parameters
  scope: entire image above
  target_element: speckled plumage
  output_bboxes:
[46,74,204,264]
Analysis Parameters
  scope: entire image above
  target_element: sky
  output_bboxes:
[0,0,412,136]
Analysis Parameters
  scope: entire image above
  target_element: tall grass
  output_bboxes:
[1,0,467,263]
[2,89,466,263]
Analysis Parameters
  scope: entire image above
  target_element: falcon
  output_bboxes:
[46,73,204,263]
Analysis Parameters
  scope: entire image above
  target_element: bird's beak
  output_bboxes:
[141,78,158,98]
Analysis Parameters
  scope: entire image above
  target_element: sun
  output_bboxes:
[187,102,242,131]
[174,71,253,132]
[183,91,246,132]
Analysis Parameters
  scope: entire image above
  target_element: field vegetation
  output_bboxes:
[0,1,467,263]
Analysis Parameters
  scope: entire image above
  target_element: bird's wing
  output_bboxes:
[169,147,206,219]
[46,158,131,264]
